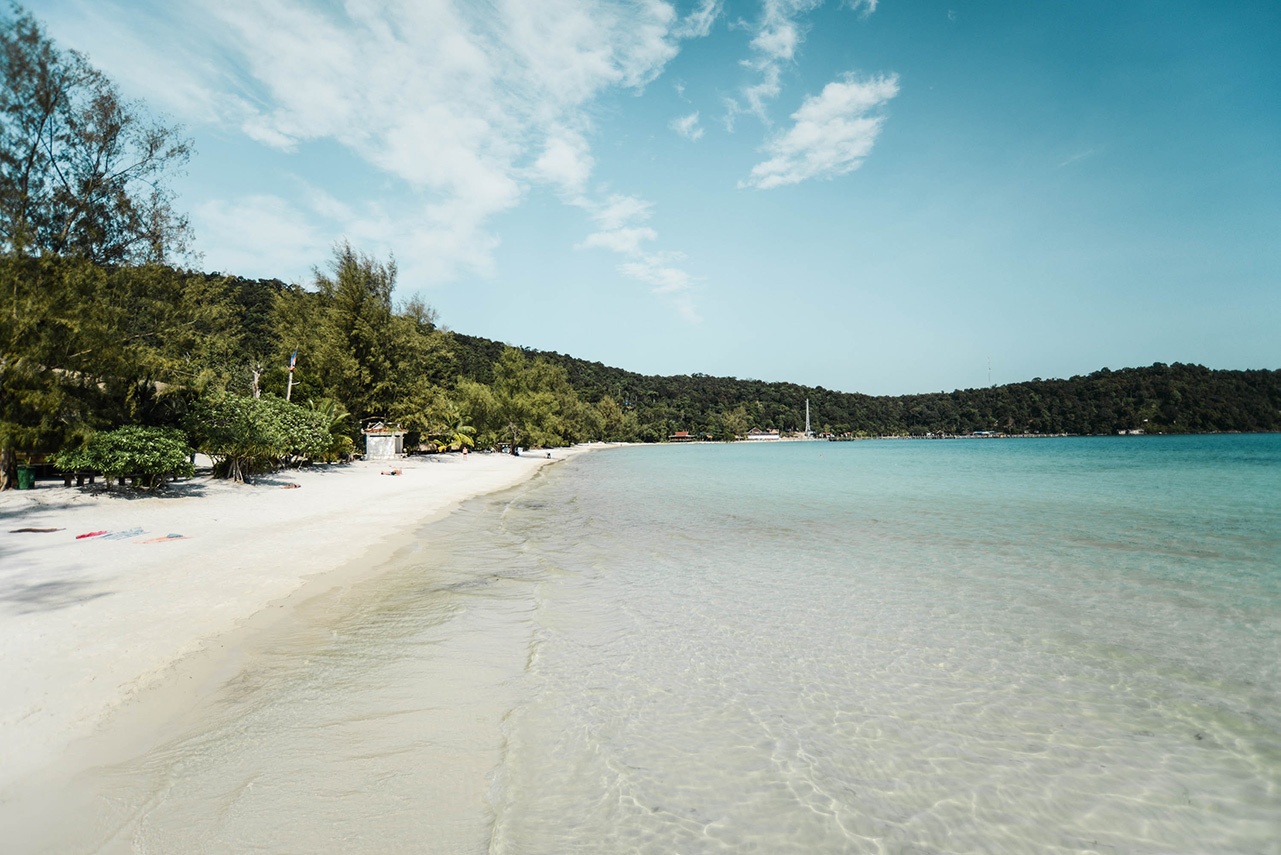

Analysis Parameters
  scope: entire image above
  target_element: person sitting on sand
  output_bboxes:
[380,469,402,476]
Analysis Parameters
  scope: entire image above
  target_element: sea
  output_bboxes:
[15,435,1281,853]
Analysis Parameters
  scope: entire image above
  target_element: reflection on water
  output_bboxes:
[7,437,1281,854]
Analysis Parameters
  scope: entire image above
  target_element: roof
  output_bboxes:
[362,420,406,436]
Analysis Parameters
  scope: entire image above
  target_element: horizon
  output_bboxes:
[32,0,1281,396]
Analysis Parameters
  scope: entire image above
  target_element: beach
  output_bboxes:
[1,437,1277,853]
[0,449,592,800]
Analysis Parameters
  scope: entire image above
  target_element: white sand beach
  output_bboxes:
[0,449,592,799]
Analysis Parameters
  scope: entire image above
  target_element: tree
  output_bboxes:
[314,243,398,422]
[430,402,476,452]
[0,7,192,489]
[717,405,749,441]
[304,396,355,461]
[479,347,587,453]
[186,393,330,483]
[0,6,191,263]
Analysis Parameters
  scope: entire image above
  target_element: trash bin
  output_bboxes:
[16,464,35,490]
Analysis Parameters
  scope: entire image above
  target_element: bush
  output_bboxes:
[53,425,194,491]
[186,394,331,482]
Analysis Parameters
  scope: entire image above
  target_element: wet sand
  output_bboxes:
[0,449,596,801]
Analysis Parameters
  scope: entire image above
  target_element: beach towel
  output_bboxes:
[8,527,64,533]
[76,530,108,539]
[101,527,145,540]
[138,534,187,543]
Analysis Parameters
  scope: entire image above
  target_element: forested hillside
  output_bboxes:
[454,335,1281,440]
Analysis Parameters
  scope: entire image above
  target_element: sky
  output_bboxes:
[30,0,1281,395]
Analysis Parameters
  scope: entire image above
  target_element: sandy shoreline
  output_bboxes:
[0,447,599,797]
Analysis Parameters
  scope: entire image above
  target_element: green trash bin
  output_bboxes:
[16,464,35,490]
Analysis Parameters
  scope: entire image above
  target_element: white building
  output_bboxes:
[362,422,406,460]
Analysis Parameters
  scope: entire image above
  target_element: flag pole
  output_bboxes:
[286,351,297,401]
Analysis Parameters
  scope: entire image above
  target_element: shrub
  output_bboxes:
[187,394,331,482]
[53,425,194,491]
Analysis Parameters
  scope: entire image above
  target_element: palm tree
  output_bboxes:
[306,397,355,460]
[426,400,476,452]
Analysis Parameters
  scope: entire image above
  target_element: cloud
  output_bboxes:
[742,73,899,189]
[733,0,823,122]
[670,111,705,140]
[621,255,701,321]
[1057,147,1100,169]
[194,195,328,281]
[529,129,596,197]
[730,0,881,123]
[579,226,659,255]
[578,194,700,320]
[674,0,724,39]
[49,0,704,293]
[42,1,717,317]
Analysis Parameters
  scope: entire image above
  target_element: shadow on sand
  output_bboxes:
[0,576,113,615]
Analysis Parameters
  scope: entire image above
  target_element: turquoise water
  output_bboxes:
[20,435,1281,853]
[482,436,1281,853]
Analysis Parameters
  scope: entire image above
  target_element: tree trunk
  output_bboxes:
[0,444,14,491]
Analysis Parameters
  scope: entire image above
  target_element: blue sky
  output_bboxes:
[32,0,1281,395]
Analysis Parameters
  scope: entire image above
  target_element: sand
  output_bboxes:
[0,448,595,797]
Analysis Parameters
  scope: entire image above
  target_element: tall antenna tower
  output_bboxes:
[805,398,812,437]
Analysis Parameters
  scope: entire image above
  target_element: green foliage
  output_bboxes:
[0,5,191,264]
[420,395,476,452]
[449,334,1281,440]
[187,394,330,482]
[305,397,355,461]
[270,247,454,443]
[468,347,589,453]
[717,405,750,441]
[52,425,193,491]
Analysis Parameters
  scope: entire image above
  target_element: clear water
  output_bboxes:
[15,436,1281,853]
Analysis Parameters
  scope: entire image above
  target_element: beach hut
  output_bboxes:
[362,421,406,460]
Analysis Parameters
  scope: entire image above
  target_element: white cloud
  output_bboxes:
[49,0,702,296]
[43,0,719,317]
[593,194,655,231]
[578,194,700,320]
[843,0,878,16]
[735,0,823,121]
[529,130,596,197]
[670,111,705,140]
[731,0,881,123]
[675,0,724,39]
[579,227,659,255]
[1057,147,1100,169]
[742,73,899,189]
[194,195,328,281]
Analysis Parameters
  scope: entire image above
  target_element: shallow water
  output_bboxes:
[11,436,1281,853]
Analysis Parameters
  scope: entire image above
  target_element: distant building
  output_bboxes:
[669,431,696,442]
[362,421,406,459]
[747,428,781,441]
